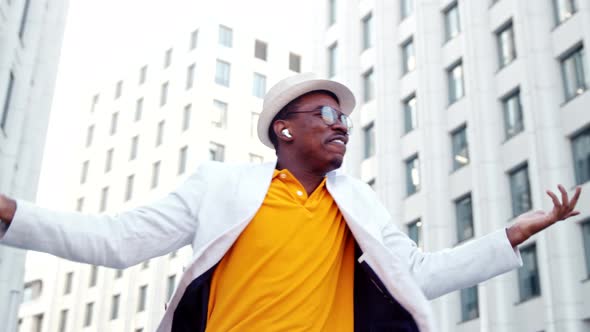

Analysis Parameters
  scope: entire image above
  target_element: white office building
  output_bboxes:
[312,0,590,331]
[17,16,306,332]
[0,0,69,331]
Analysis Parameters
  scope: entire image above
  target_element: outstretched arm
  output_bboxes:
[507,185,581,247]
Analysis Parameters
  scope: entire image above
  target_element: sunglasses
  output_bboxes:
[286,106,353,133]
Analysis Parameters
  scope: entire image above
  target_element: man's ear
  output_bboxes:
[273,120,294,143]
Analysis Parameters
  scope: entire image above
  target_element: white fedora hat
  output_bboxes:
[257,72,356,149]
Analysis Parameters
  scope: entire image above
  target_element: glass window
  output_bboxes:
[401,0,414,19]
[518,244,541,301]
[32,313,43,332]
[451,125,469,170]
[444,2,461,41]
[363,68,375,103]
[209,142,225,162]
[115,80,123,99]
[215,60,231,87]
[253,73,267,98]
[186,64,195,90]
[249,154,263,163]
[156,120,165,146]
[64,272,73,295]
[362,13,373,50]
[496,21,517,68]
[460,286,479,321]
[328,0,337,26]
[218,25,233,47]
[110,294,120,320]
[110,112,118,135]
[363,122,375,159]
[151,161,160,188]
[58,309,68,332]
[502,90,524,139]
[84,302,94,327]
[1,71,14,131]
[583,221,590,277]
[407,219,423,248]
[100,186,109,212]
[178,146,188,175]
[86,125,94,147]
[76,197,84,212]
[190,29,198,50]
[182,104,191,131]
[254,40,267,60]
[552,0,576,25]
[130,136,139,160]
[455,194,474,242]
[572,127,590,185]
[403,94,417,134]
[328,43,338,78]
[90,94,99,112]
[251,112,260,138]
[89,265,98,287]
[160,81,169,106]
[405,155,421,196]
[164,48,172,68]
[212,100,228,128]
[509,164,532,217]
[80,161,89,184]
[401,38,416,74]
[22,280,42,301]
[560,45,587,101]
[125,175,134,201]
[290,53,302,73]
[447,60,464,104]
[115,269,123,279]
[139,65,147,84]
[137,285,147,312]
[167,275,176,301]
[142,260,149,269]
[135,98,143,122]
[105,148,113,173]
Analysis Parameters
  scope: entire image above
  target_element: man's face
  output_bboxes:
[283,92,349,173]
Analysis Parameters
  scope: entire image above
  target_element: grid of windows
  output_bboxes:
[212,100,228,128]
[215,60,231,87]
[363,68,374,102]
[447,60,464,104]
[455,194,474,242]
[496,21,516,68]
[218,25,233,47]
[560,45,587,101]
[572,127,590,185]
[460,286,479,321]
[361,13,373,50]
[407,219,422,248]
[253,73,267,98]
[502,90,524,139]
[552,0,576,25]
[444,2,461,41]
[209,142,225,162]
[328,43,338,78]
[405,155,421,196]
[363,122,375,159]
[451,125,469,170]
[518,244,541,301]
[401,37,416,74]
[509,164,532,217]
[401,0,414,20]
[254,40,267,61]
[403,94,417,134]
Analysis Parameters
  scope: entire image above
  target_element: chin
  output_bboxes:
[327,156,344,171]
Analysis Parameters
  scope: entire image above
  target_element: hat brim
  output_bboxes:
[257,78,356,149]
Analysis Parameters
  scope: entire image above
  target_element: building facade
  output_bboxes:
[17,17,305,332]
[313,0,590,331]
[0,0,69,331]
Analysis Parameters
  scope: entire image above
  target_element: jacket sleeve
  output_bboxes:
[381,222,523,300]
[0,165,208,269]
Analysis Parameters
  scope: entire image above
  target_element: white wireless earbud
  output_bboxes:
[281,129,292,138]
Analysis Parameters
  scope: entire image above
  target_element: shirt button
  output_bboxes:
[296,190,303,196]
[279,173,287,179]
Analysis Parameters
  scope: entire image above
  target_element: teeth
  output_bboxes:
[332,139,344,145]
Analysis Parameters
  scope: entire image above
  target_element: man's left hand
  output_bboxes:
[507,185,582,247]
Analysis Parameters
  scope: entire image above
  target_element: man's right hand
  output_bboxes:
[0,194,17,226]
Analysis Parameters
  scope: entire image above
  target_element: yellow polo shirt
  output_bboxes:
[206,169,354,331]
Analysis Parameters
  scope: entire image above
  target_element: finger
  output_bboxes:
[546,190,562,211]
[565,211,580,219]
[558,185,569,209]
[568,186,582,211]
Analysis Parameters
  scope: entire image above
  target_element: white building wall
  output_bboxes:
[313,0,590,331]
[18,16,307,332]
[0,0,68,331]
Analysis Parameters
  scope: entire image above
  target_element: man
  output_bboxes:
[0,73,582,332]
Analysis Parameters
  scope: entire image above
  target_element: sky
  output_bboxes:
[36,0,312,209]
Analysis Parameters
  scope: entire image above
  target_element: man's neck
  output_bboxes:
[276,163,326,196]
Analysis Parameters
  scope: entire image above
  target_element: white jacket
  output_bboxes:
[0,161,522,332]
